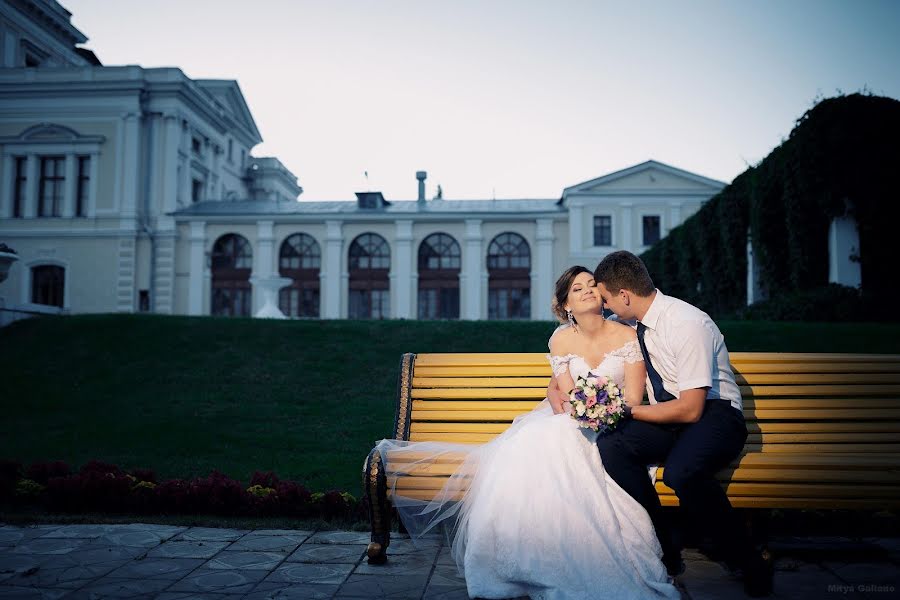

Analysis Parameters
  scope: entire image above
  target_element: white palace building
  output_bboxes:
[0,0,726,323]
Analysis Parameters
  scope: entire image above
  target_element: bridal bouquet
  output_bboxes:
[566,372,627,434]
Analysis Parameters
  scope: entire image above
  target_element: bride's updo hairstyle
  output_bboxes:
[551,265,593,324]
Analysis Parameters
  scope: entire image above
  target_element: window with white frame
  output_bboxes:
[13,157,26,218]
[38,156,65,217]
[31,265,65,308]
[1,124,103,219]
[76,156,90,217]
[593,215,612,246]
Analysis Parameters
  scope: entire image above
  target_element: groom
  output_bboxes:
[590,251,771,597]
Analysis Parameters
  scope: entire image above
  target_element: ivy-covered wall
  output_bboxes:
[641,93,900,319]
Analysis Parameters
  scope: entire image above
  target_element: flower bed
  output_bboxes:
[0,459,363,521]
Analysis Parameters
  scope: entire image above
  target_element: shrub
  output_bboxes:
[2,458,359,521]
[25,461,71,484]
[0,460,22,500]
[741,284,871,321]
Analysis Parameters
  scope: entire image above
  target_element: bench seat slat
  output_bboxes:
[408,431,900,444]
[391,476,900,499]
[415,363,900,377]
[411,399,900,411]
[412,374,900,387]
[387,487,895,509]
[410,418,900,435]
[385,450,900,469]
[388,464,899,483]
[411,385,900,399]
[410,407,900,422]
[413,352,900,365]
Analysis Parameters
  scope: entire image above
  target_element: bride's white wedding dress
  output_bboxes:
[377,333,679,600]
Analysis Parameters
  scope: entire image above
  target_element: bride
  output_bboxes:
[377,266,680,600]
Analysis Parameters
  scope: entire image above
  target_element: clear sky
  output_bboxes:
[65,0,900,201]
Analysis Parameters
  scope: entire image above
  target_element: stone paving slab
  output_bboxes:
[165,566,270,595]
[146,539,232,560]
[205,550,287,571]
[170,527,249,543]
[0,524,897,599]
[261,562,356,586]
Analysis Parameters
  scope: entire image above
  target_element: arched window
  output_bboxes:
[31,265,64,308]
[279,233,321,318]
[417,233,460,319]
[348,233,390,319]
[211,233,252,317]
[487,232,531,320]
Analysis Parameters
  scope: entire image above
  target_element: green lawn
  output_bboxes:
[2,315,898,494]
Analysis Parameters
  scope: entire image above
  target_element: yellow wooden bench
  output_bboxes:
[363,352,900,564]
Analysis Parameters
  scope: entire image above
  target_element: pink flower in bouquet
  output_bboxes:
[586,396,597,408]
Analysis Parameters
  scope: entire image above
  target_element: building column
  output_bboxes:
[392,220,413,319]
[620,202,633,251]
[2,30,17,67]
[668,202,682,234]
[87,150,100,218]
[252,220,275,313]
[62,154,77,218]
[178,121,191,207]
[0,155,13,218]
[828,216,862,288]
[569,202,584,255]
[120,112,141,220]
[533,218,555,320]
[162,114,180,214]
[322,220,343,319]
[461,219,483,320]
[188,221,207,315]
[204,138,215,201]
[23,153,38,218]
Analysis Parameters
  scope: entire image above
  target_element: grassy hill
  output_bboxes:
[2,315,898,494]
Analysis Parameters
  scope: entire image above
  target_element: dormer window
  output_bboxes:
[355,192,389,210]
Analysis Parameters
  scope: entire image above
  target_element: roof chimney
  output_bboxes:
[416,171,427,202]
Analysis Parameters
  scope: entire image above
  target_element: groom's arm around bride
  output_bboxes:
[593,251,773,598]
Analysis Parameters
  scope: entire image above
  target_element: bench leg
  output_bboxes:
[363,447,391,564]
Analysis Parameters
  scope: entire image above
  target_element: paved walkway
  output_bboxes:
[0,523,897,598]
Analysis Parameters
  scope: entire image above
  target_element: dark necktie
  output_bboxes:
[636,322,676,402]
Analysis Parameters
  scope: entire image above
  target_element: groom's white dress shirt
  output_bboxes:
[638,290,743,412]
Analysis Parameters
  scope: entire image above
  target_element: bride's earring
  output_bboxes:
[566,309,576,331]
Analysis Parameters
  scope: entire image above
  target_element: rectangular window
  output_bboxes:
[643,215,661,246]
[227,139,234,162]
[38,156,65,217]
[13,157,27,218]
[76,156,90,217]
[593,215,612,246]
[191,179,204,203]
[191,136,202,155]
[31,265,65,308]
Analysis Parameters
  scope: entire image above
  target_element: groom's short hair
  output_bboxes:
[594,251,655,297]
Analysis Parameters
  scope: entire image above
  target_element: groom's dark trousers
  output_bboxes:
[597,397,750,569]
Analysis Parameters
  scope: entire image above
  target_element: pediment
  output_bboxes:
[563,160,725,197]
[0,123,105,145]
[196,80,263,144]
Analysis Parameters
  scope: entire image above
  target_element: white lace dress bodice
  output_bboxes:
[378,336,678,600]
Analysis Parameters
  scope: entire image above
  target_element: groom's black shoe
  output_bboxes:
[741,550,774,597]
[663,555,685,578]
